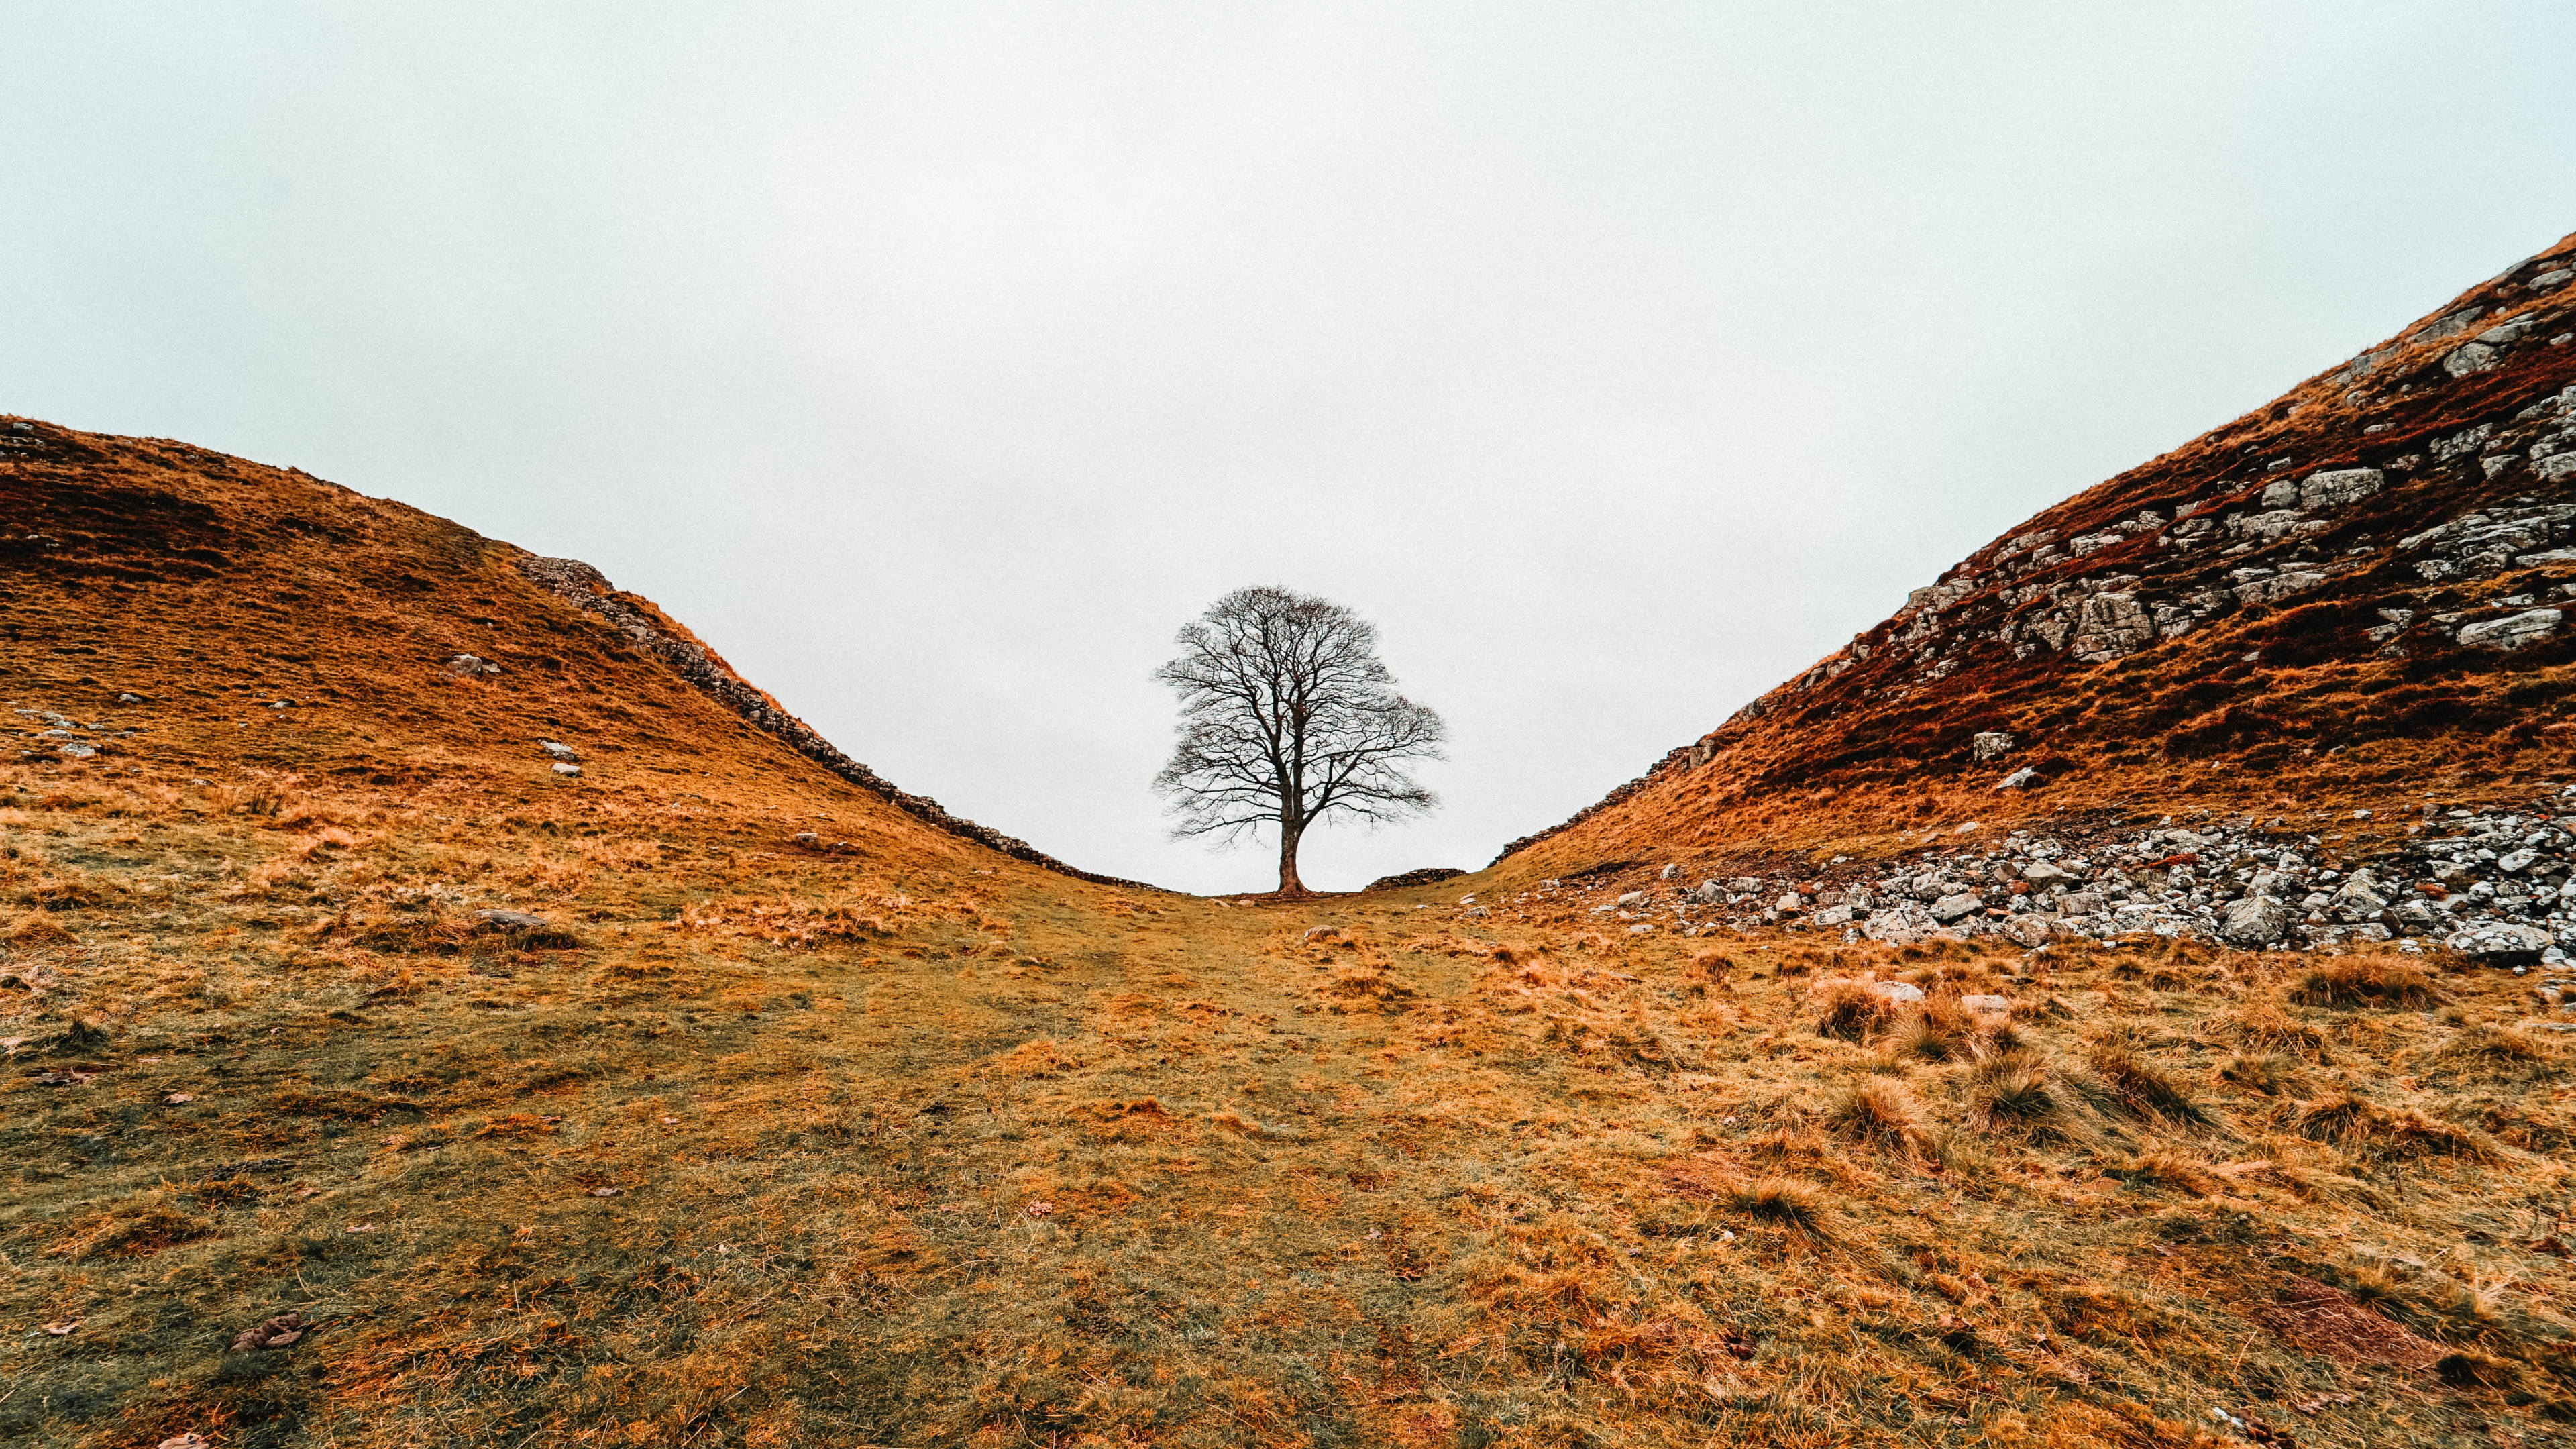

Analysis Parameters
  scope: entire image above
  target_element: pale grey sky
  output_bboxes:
[8,3,2573,892]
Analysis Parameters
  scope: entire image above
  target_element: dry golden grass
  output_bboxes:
[9,420,2576,1446]
[2290,955,2446,1009]
[14,745,2576,1448]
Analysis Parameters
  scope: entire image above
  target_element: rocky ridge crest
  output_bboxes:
[1502,233,2576,865]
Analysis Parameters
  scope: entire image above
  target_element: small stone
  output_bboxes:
[474,909,550,930]
[1930,891,1984,924]
[1960,993,2011,1013]
[1774,891,1806,914]
[1617,890,1646,906]
[1971,731,2017,762]
[551,763,582,776]
[539,741,578,759]
[56,742,96,759]
[1867,981,1926,1005]
[1996,767,2037,790]
[2477,315,2539,347]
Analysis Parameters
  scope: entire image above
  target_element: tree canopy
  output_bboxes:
[1152,586,1447,894]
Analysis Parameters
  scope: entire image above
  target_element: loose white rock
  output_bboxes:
[2459,609,2563,650]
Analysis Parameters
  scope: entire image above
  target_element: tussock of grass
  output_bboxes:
[2110,1151,2220,1197]
[2422,1023,2565,1083]
[1890,996,2016,1062]
[2294,1092,2496,1161]
[1813,980,1882,1042]
[1964,1051,2074,1139]
[2218,1051,2304,1096]
[1826,1077,1928,1156]
[1723,1177,1834,1240]
[2290,955,2444,1008]
[2086,1042,2213,1126]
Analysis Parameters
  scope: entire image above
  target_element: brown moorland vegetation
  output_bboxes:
[7,235,2576,1448]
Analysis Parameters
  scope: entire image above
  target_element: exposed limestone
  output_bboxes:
[2457,608,2564,650]
[2298,468,2382,509]
[2068,592,2153,663]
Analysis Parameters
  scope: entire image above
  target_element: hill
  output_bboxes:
[1499,232,2576,885]
[7,239,2576,1449]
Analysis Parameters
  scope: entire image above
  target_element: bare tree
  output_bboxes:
[1153,586,1447,895]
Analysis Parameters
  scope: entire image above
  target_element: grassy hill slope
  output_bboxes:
[9,246,2576,1445]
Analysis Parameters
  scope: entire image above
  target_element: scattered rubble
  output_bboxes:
[1468,790,2576,961]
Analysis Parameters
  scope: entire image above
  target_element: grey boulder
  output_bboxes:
[2447,922,2553,965]
[2218,895,2290,945]
[2001,916,2052,949]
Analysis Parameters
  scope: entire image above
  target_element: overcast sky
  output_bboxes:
[8,4,2573,892]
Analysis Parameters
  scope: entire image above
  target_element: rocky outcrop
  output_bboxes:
[516,556,1158,892]
[1496,231,2576,867]
[1471,793,2575,963]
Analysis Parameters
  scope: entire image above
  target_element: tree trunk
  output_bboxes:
[1276,818,1307,896]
